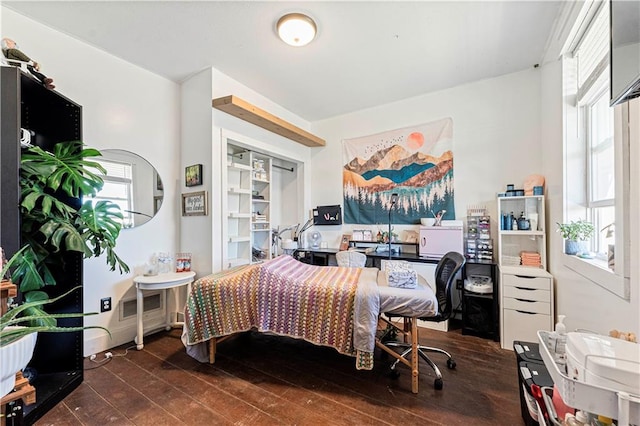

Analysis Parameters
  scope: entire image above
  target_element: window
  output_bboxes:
[91,158,135,228]
[563,0,630,298]
[585,87,614,258]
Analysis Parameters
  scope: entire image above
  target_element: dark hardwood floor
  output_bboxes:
[36,325,524,425]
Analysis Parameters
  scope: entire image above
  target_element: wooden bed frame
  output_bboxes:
[205,316,422,394]
[375,316,421,394]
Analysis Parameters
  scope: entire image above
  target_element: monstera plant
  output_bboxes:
[13,141,129,320]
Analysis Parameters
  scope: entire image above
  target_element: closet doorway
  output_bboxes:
[221,129,308,269]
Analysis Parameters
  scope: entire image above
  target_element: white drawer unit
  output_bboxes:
[500,268,554,350]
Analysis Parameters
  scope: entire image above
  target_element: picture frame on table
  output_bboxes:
[339,234,351,251]
[182,191,208,216]
[185,164,203,187]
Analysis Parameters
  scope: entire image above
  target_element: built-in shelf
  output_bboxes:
[229,212,251,218]
[229,236,250,243]
[228,187,252,194]
[213,95,326,148]
[228,162,252,171]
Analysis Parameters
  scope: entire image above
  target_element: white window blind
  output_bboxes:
[97,159,133,181]
[574,2,609,102]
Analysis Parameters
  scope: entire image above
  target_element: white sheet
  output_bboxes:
[377,271,438,318]
[353,267,380,355]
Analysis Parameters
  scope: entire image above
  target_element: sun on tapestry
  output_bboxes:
[342,118,455,225]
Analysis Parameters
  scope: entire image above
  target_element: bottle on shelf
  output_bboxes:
[517,211,530,230]
[551,314,567,365]
[563,410,590,425]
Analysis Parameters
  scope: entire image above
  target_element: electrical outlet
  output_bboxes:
[100,297,112,312]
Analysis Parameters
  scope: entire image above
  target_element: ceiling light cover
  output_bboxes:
[277,13,317,47]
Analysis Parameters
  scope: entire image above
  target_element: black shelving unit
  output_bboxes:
[461,260,499,341]
[1,67,84,424]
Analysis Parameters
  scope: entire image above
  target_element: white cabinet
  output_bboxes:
[497,195,554,349]
[223,148,272,269]
[499,266,554,349]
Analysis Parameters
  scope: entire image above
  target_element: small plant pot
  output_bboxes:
[0,331,37,398]
[564,240,587,256]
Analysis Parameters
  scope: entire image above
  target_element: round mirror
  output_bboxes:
[91,149,163,228]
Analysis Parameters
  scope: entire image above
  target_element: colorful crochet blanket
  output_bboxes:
[184,255,379,370]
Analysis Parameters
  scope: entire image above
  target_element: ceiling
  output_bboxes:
[5,1,562,122]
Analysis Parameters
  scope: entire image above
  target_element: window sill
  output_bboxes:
[562,254,629,300]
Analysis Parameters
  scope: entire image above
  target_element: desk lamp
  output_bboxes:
[388,193,399,259]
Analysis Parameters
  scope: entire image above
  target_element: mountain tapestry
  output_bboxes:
[342,118,455,225]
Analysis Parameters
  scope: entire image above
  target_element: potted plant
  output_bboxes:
[0,141,129,397]
[15,141,129,313]
[1,247,109,398]
[556,219,595,256]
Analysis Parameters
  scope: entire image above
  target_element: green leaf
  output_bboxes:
[21,142,106,199]
[23,291,50,303]
[15,141,130,306]
[39,219,91,255]
[1,286,81,327]
[9,247,47,292]
[0,325,110,347]
[0,284,111,347]
[77,201,129,273]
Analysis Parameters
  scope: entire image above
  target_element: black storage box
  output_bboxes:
[514,340,543,364]
[517,361,554,426]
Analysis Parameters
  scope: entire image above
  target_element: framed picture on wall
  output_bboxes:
[185,164,203,187]
[182,191,208,216]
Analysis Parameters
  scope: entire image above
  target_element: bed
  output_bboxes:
[182,255,438,391]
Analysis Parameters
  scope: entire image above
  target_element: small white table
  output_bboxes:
[133,271,196,350]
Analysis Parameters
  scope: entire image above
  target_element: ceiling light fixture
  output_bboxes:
[276,13,317,47]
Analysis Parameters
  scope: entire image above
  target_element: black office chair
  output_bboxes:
[383,251,466,390]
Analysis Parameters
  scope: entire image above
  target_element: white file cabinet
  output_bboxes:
[500,266,554,349]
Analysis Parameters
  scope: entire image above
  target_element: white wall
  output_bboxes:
[180,68,213,277]
[208,69,312,272]
[540,2,640,335]
[6,1,637,354]
[542,76,640,335]
[539,7,640,336]
[311,68,544,247]
[2,7,182,355]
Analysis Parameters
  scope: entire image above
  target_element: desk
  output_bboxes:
[295,248,440,267]
[133,271,196,350]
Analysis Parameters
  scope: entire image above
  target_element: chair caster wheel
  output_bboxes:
[388,369,400,380]
[434,378,443,390]
[447,359,456,369]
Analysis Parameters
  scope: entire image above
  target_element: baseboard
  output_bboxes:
[417,319,449,332]
[389,317,450,332]
[83,314,167,357]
